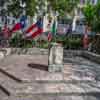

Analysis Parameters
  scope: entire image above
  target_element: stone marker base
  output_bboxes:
[48,64,63,72]
[0,51,5,59]
[48,43,63,73]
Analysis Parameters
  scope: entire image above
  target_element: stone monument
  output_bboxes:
[48,43,63,72]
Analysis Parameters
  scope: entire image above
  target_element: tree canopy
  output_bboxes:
[83,1,100,33]
[7,0,79,17]
[83,4,95,26]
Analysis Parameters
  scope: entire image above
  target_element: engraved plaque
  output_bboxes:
[55,46,63,64]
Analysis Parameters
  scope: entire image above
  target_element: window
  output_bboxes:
[80,0,85,4]
[1,17,4,22]
[12,20,15,24]
[7,19,10,24]
[0,0,4,7]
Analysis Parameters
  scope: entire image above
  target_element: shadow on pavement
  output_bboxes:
[28,63,48,71]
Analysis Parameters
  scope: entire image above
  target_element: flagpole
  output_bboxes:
[54,16,57,44]
[4,15,8,47]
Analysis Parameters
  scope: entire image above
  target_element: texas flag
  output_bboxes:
[25,18,43,38]
[10,15,27,33]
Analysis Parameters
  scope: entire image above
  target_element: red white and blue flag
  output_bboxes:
[25,18,43,38]
[2,25,10,38]
[10,15,27,33]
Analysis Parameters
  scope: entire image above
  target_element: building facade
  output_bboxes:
[72,0,98,34]
[0,0,17,30]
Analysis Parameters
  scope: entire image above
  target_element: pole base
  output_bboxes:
[48,64,63,72]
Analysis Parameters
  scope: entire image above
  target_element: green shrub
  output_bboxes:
[52,36,82,49]
[9,33,34,48]
[8,32,83,49]
[67,38,82,49]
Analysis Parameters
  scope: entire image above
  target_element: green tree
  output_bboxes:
[83,4,95,27]
[48,0,79,17]
[7,0,22,17]
[92,2,100,33]
[83,1,100,33]
[83,1,100,53]
[7,0,79,17]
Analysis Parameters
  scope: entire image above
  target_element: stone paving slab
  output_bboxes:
[64,57,99,67]
[0,55,62,83]
[7,95,100,100]
[0,54,100,100]
[0,65,64,83]
[0,89,8,100]
[0,55,97,83]
[0,64,96,83]
[0,72,17,100]
[2,82,100,95]
[0,71,21,96]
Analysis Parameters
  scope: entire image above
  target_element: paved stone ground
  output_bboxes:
[0,55,100,100]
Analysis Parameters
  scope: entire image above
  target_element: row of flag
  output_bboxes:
[2,15,57,42]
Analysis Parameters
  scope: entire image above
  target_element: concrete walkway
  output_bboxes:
[0,55,100,100]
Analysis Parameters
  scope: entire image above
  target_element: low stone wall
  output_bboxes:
[63,50,100,64]
[0,48,48,56]
[0,48,100,64]
[11,48,48,55]
[64,50,82,57]
[82,51,100,64]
